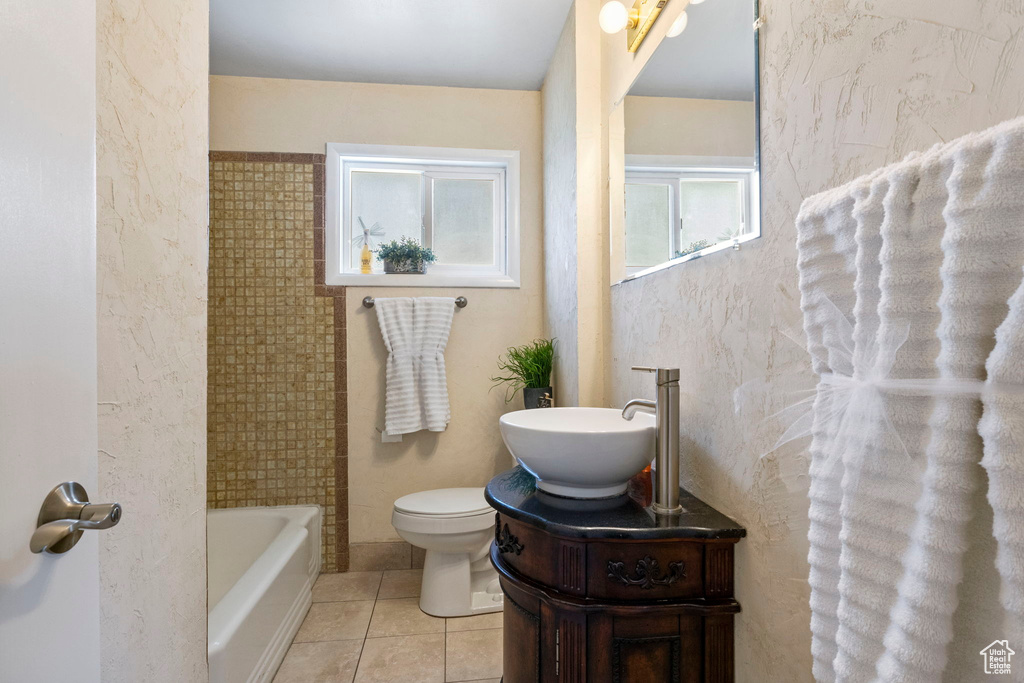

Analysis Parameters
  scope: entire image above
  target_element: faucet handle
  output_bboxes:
[631,366,657,373]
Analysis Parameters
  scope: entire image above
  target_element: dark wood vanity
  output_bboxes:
[486,468,746,683]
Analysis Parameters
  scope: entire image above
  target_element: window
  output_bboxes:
[624,163,757,273]
[326,144,520,287]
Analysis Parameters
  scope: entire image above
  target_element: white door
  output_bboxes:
[0,2,103,681]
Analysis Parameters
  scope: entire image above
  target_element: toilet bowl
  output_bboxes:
[391,487,504,617]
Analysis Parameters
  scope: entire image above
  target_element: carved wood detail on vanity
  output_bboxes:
[607,555,685,590]
[559,541,586,594]
[486,467,746,683]
[559,615,586,683]
[705,543,735,598]
[494,513,524,556]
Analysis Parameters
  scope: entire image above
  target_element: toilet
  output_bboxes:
[391,487,504,617]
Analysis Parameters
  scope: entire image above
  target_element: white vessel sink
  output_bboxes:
[498,407,656,499]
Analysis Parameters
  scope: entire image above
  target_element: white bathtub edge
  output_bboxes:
[250,575,314,683]
[208,505,322,683]
[210,527,307,653]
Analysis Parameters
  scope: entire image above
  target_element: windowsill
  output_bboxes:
[613,231,761,286]
[326,272,520,289]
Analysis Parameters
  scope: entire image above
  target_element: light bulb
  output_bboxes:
[666,10,688,37]
[599,1,629,33]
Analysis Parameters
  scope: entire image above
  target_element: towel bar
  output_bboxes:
[362,296,467,309]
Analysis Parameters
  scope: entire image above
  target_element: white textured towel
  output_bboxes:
[796,184,862,683]
[981,274,1024,651]
[375,297,455,436]
[795,116,1024,682]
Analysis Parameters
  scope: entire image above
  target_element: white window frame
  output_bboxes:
[326,143,520,288]
[621,154,760,280]
[623,175,679,270]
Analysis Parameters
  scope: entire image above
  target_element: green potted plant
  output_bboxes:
[377,236,437,274]
[674,239,711,259]
[491,339,555,409]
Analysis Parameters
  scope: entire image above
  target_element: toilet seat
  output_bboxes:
[394,488,491,518]
[392,488,494,535]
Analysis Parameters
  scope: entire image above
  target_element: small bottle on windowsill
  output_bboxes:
[360,241,373,274]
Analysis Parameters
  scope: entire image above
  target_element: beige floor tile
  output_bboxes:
[367,598,445,638]
[295,600,374,643]
[313,571,383,602]
[378,569,422,599]
[273,640,362,683]
[445,610,503,633]
[354,633,445,683]
[445,628,503,682]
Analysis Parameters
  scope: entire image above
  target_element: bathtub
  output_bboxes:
[208,506,321,683]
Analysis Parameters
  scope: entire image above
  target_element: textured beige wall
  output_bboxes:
[96,0,208,679]
[609,1,1024,680]
[575,0,610,407]
[210,76,544,544]
[542,0,609,407]
[624,96,756,158]
[542,10,581,406]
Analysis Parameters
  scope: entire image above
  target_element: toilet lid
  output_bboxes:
[394,488,492,518]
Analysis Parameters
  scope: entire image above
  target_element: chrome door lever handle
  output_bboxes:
[30,482,121,554]
[78,502,121,529]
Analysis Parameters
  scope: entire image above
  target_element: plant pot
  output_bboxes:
[382,259,428,274]
[523,386,553,409]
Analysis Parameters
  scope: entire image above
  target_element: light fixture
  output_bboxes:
[689,0,706,4]
[601,0,667,52]
[666,10,688,37]
[599,1,635,34]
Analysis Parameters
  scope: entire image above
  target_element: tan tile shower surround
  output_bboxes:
[208,151,349,572]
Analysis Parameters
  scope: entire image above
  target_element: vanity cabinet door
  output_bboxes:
[501,585,542,682]
[603,614,702,683]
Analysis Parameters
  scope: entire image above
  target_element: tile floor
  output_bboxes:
[273,570,503,683]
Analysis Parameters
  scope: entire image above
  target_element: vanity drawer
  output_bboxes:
[493,514,588,597]
[587,541,703,601]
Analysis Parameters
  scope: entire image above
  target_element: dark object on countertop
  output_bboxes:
[487,466,746,682]
[627,465,653,507]
[522,386,553,409]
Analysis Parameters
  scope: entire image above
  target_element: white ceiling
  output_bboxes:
[210,0,574,91]
[629,0,756,101]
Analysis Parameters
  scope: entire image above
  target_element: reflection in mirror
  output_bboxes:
[617,0,759,280]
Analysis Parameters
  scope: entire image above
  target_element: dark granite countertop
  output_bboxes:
[485,467,746,541]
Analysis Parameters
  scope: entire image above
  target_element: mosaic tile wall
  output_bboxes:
[208,152,347,572]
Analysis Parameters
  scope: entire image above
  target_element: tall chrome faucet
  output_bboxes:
[622,366,681,515]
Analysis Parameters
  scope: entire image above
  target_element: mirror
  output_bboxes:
[612,0,760,282]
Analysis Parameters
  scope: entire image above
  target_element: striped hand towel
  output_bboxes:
[375,297,455,436]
